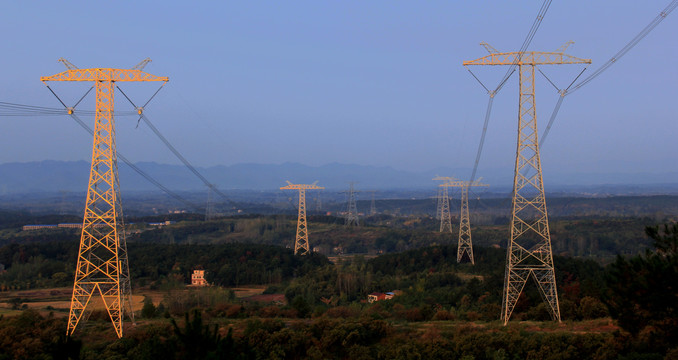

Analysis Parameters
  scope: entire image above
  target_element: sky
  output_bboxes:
[0,1,676,181]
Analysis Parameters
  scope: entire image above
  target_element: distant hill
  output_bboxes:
[0,160,478,193]
[1,160,677,194]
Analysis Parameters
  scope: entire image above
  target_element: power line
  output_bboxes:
[66,112,204,212]
[115,85,235,205]
[467,0,553,182]
[493,0,552,94]
[568,0,678,95]
[32,84,204,212]
[0,101,135,117]
[539,0,678,148]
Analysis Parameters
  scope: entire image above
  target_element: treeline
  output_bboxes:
[0,221,675,358]
[0,308,668,360]
[130,216,296,246]
[131,243,330,287]
[0,208,661,259]
[282,245,608,323]
[0,242,330,291]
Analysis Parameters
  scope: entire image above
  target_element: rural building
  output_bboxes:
[191,269,208,286]
[368,290,401,303]
[368,292,386,303]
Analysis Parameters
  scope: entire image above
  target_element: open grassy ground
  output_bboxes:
[0,284,270,318]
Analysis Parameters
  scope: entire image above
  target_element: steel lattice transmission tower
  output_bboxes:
[345,182,359,227]
[42,61,169,338]
[464,43,590,324]
[369,191,377,216]
[315,191,322,213]
[280,181,324,255]
[433,176,455,233]
[440,179,489,264]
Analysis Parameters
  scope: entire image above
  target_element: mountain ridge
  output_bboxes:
[1,160,677,194]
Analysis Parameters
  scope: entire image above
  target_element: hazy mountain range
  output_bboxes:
[1,160,678,195]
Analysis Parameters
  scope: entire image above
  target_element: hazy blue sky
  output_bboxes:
[0,1,676,178]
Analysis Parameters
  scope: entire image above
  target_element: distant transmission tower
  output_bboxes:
[315,191,322,213]
[42,59,168,338]
[345,182,359,227]
[433,176,455,233]
[369,191,377,216]
[441,179,489,264]
[280,181,324,255]
[465,43,591,324]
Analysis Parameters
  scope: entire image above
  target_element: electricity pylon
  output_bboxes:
[345,182,359,227]
[315,191,322,213]
[433,176,455,233]
[464,43,591,324]
[42,61,169,338]
[440,179,489,264]
[369,191,377,216]
[280,181,324,255]
[363,190,377,216]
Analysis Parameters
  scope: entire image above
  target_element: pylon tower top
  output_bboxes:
[41,67,169,83]
[463,43,591,66]
[280,181,324,191]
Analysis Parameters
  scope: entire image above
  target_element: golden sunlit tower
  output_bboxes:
[42,61,168,338]
[433,176,455,233]
[280,181,324,255]
[464,43,591,324]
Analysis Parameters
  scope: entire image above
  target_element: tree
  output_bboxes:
[171,310,220,360]
[291,295,311,318]
[604,223,678,349]
[141,296,156,319]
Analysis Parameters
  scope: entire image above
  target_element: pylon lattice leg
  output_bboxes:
[435,188,443,220]
[440,186,452,233]
[295,189,309,255]
[501,64,560,325]
[457,185,474,264]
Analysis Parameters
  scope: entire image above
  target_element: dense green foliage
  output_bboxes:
[0,203,676,358]
[0,242,329,290]
[0,308,673,360]
[602,223,678,353]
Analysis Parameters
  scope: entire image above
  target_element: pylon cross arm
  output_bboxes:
[463,52,591,66]
[41,69,169,83]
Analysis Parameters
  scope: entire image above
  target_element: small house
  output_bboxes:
[191,269,208,286]
[368,292,386,303]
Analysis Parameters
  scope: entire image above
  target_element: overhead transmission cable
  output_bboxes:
[40,85,203,212]
[0,101,134,117]
[539,0,678,148]
[66,112,203,212]
[115,85,235,205]
[38,60,234,211]
[467,0,553,183]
